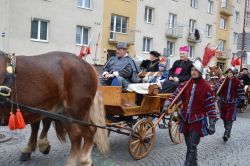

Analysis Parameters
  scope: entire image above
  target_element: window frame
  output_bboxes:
[167,41,175,56]
[77,0,92,9]
[30,18,49,42]
[207,0,213,14]
[144,6,154,24]
[218,39,226,51]
[220,17,227,30]
[233,32,238,44]
[143,37,153,53]
[75,25,91,46]
[168,13,177,28]
[191,0,198,8]
[189,19,196,33]
[110,15,128,34]
[234,11,240,24]
[188,45,194,58]
[206,24,212,37]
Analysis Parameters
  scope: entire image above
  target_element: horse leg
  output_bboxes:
[79,127,96,166]
[20,121,40,161]
[38,118,52,154]
[65,124,82,166]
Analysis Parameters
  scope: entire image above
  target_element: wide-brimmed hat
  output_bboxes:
[225,67,237,74]
[192,58,204,74]
[117,42,128,49]
[149,51,161,57]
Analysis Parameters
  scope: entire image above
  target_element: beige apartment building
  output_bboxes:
[0,0,104,64]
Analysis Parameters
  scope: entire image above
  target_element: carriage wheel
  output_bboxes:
[129,119,155,160]
[168,102,183,144]
[240,96,248,113]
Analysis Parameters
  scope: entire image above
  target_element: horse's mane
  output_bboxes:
[0,50,6,57]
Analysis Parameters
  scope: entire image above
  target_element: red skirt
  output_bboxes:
[220,102,237,121]
[179,118,208,137]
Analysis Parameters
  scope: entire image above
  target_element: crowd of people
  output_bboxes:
[99,41,249,166]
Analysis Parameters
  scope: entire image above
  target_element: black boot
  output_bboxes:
[223,121,233,142]
[184,131,200,166]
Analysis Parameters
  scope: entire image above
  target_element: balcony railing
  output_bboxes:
[109,27,135,45]
[220,1,234,16]
[187,31,201,43]
[216,49,232,59]
[166,25,183,39]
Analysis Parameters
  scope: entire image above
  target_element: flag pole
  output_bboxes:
[240,0,247,70]
[93,33,100,65]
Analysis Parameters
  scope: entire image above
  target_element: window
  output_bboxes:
[31,19,49,41]
[110,15,128,34]
[220,17,227,29]
[143,37,152,53]
[233,32,237,44]
[221,0,228,8]
[167,41,175,56]
[75,26,90,45]
[207,0,214,14]
[144,7,154,23]
[191,0,198,8]
[218,39,226,51]
[189,19,196,33]
[236,0,240,3]
[206,24,212,37]
[234,11,240,23]
[247,0,250,7]
[188,45,194,58]
[77,0,91,9]
[168,13,177,28]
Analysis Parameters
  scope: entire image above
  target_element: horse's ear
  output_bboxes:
[208,66,212,70]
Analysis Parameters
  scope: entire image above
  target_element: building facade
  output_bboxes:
[0,0,249,68]
[0,0,104,64]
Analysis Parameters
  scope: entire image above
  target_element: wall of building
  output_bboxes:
[100,0,137,65]
[2,0,104,64]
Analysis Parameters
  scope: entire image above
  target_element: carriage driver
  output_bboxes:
[161,59,217,166]
[100,42,140,90]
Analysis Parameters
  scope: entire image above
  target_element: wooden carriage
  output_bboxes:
[99,86,183,160]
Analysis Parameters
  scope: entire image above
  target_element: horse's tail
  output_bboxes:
[54,120,66,142]
[90,90,110,153]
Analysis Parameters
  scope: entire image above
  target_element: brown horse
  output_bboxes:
[0,51,109,166]
[208,66,224,86]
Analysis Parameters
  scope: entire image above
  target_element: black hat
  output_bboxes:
[149,51,161,57]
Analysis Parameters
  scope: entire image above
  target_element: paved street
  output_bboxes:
[1,108,250,166]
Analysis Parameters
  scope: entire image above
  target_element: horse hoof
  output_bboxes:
[41,145,51,155]
[19,152,31,161]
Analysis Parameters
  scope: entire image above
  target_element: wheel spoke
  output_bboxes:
[131,140,141,153]
[130,139,140,145]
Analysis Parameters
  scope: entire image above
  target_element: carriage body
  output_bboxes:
[99,86,182,159]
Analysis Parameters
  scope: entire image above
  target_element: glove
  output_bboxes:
[161,100,171,114]
[237,99,245,109]
[208,118,217,135]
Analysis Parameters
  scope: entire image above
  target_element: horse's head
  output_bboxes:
[208,66,223,85]
[0,50,8,85]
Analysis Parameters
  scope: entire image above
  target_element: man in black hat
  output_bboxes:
[100,42,140,90]
[140,51,161,72]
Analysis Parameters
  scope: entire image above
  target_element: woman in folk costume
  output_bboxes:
[213,67,245,142]
[161,59,217,166]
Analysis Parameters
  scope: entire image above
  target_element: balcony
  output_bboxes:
[108,27,135,45]
[166,25,183,39]
[187,31,201,43]
[220,2,234,16]
[216,49,232,59]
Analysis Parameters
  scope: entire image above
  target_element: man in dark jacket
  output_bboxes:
[140,51,161,72]
[238,67,250,86]
[100,42,140,90]
[160,46,193,93]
